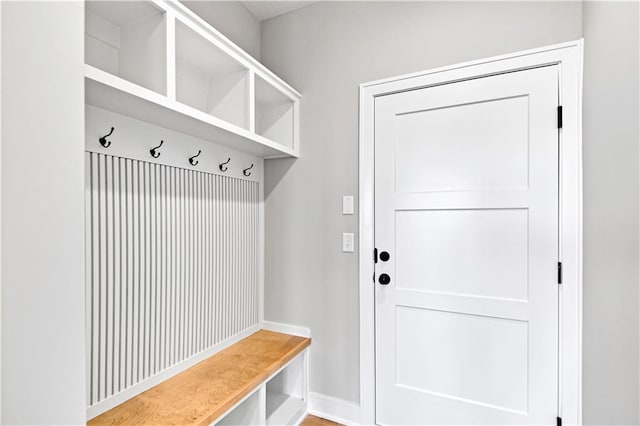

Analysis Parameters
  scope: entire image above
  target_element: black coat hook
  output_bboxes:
[243,163,254,176]
[150,140,164,158]
[189,150,202,166]
[99,127,114,148]
[219,158,231,172]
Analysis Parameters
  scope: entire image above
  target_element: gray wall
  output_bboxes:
[582,2,639,424]
[261,0,583,405]
[1,2,86,424]
[182,1,261,60]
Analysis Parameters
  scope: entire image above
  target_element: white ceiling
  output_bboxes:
[240,1,315,21]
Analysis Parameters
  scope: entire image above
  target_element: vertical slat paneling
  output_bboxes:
[87,153,259,407]
[112,156,121,396]
[90,153,100,404]
[132,159,140,385]
[99,154,108,401]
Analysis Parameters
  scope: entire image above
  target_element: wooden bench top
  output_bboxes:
[89,330,311,426]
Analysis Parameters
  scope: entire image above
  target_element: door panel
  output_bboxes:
[375,66,559,425]
[395,95,529,193]
[396,208,529,300]
[396,306,529,413]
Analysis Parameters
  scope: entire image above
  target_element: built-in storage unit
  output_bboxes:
[84,0,305,423]
[214,335,309,426]
[215,352,308,426]
[89,330,310,426]
[84,0,300,159]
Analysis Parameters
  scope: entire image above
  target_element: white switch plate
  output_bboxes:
[342,232,354,252]
[342,196,354,215]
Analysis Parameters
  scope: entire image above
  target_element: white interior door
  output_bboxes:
[374,65,560,425]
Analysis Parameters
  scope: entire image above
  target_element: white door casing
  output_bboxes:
[375,66,558,425]
[359,40,583,426]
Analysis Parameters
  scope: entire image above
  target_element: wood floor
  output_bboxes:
[301,415,342,426]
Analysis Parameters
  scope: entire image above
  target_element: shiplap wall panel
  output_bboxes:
[86,152,259,407]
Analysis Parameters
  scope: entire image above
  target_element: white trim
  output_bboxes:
[0,1,3,420]
[361,39,580,91]
[308,392,361,426]
[263,321,311,338]
[359,39,583,426]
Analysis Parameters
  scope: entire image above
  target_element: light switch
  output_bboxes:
[342,232,354,252]
[342,196,354,215]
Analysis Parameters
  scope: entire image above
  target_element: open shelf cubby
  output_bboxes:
[255,75,296,150]
[266,354,306,426]
[85,1,166,95]
[215,391,262,426]
[176,19,250,130]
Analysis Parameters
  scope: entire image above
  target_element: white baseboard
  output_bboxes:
[308,392,360,426]
[263,320,311,338]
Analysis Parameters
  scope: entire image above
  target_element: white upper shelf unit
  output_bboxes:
[84,0,300,158]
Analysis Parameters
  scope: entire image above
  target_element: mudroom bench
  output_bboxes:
[88,330,311,425]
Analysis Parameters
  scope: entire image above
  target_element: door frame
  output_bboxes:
[358,40,584,425]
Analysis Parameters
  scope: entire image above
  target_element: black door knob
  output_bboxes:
[378,273,391,285]
[379,251,390,262]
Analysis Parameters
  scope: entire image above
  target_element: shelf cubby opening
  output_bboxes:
[266,355,306,426]
[85,1,166,95]
[255,75,295,149]
[176,20,250,130]
[215,391,261,426]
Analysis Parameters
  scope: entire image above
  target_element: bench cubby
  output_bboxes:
[266,353,307,425]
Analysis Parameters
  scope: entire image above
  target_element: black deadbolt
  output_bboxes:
[378,273,391,285]
[379,251,390,262]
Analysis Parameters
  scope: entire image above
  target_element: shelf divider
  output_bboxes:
[166,10,177,101]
